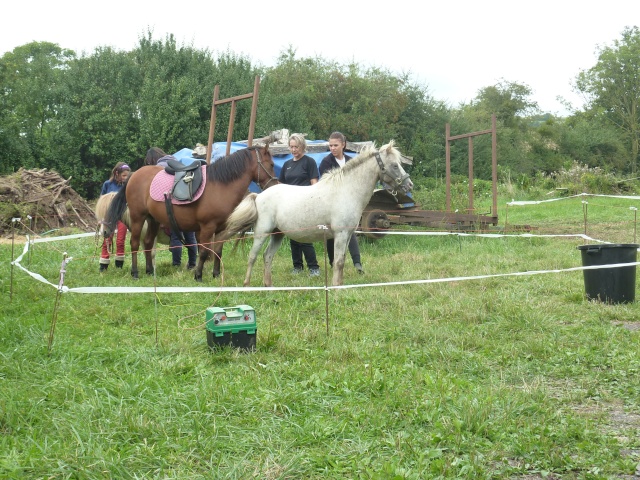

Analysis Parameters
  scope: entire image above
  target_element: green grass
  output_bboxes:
[2,195,640,478]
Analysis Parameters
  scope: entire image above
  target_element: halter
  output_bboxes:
[374,152,411,195]
[254,147,278,190]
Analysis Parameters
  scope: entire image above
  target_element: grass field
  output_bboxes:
[2,193,640,479]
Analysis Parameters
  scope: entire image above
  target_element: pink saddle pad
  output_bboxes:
[149,166,207,204]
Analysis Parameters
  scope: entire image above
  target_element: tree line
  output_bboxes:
[1,27,639,199]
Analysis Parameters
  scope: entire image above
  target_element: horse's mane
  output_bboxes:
[206,147,257,184]
[94,192,117,221]
[320,141,397,184]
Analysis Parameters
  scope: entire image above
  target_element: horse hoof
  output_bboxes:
[131,270,139,279]
[194,274,203,282]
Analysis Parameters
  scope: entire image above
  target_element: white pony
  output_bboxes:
[224,141,413,286]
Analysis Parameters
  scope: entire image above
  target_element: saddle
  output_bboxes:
[163,159,206,201]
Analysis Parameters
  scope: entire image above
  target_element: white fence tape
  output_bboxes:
[9,231,638,294]
[507,192,640,206]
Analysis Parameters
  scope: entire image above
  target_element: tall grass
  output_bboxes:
[1,193,640,478]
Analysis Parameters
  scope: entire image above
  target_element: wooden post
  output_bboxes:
[206,85,219,165]
[445,123,451,212]
[247,76,260,148]
[205,76,261,161]
[445,114,498,224]
[468,136,474,213]
[491,114,498,217]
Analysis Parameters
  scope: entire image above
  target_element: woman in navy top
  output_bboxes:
[318,131,364,274]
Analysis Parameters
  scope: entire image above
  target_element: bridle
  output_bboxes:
[254,147,278,190]
[374,152,411,195]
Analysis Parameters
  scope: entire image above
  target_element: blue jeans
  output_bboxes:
[169,230,198,266]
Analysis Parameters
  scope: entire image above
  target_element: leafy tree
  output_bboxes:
[394,81,450,182]
[455,80,541,179]
[470,79,539,129]
[0,42,75,173]
[53,47,142,197]
[575,26,640,173]
[260,48,410,144]
[211,49,264,143]
[135,34,215,155]
[258,48,327,137]
[552,112,627,172]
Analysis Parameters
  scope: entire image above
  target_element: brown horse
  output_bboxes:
[103,144,277,281]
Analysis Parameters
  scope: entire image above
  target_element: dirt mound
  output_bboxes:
[0,168,98,236]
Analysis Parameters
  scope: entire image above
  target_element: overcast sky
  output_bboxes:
[3,1,638,117]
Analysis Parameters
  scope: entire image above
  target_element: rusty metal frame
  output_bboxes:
[445,114,498,224]
[205,75,260,163]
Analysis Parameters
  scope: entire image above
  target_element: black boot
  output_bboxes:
[115,260,124,269]
[99,263,108,272]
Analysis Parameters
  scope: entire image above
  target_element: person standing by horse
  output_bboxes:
[319,131,364,274]
[278,133,321,277]
[144,147,198,269]
[99,162,131,272]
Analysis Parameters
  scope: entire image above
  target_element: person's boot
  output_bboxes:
[99,263,108,272]
[115,260,124,269]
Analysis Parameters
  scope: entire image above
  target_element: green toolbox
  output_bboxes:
[205,305,256,351]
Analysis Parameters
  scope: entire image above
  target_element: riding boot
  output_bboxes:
[115,260,124,268]
[99,263,108,272]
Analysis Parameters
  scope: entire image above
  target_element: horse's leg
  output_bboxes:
[331,230,351,286]
[143,220,159,275]
[194,228,214,282]
[212,237,223,278]
[243,234,270,287]
[262,233,285,287]
[129,220,144,279]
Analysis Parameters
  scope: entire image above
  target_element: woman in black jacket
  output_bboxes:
[318,131,364,274]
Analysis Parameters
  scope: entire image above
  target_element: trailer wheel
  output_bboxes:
[361,209,390,239]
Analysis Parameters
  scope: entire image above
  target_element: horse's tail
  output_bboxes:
[103,185,128,237]
[223,192,259,235]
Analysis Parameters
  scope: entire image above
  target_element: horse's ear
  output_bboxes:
[252,132,279,150]
[380,140,394,153]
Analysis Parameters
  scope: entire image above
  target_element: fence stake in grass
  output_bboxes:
[27,215,34,266]
[631,207,637,243]
[93,225,102,263]
[153,257,159,346]
[319,224,330,336]
[10,217,19,302]
[582,200,589,243]
[504,204,509,232]
[48,253,71,354]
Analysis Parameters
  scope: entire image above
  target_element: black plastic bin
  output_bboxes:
[577,243,639,303]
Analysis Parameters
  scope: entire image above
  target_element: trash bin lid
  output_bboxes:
[577,243,640,251]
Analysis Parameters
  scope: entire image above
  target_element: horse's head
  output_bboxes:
[376,140,413,195]
[252,143,278,190]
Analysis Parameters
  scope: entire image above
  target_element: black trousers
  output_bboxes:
[326,234,361,266]
[290,239,319,270]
